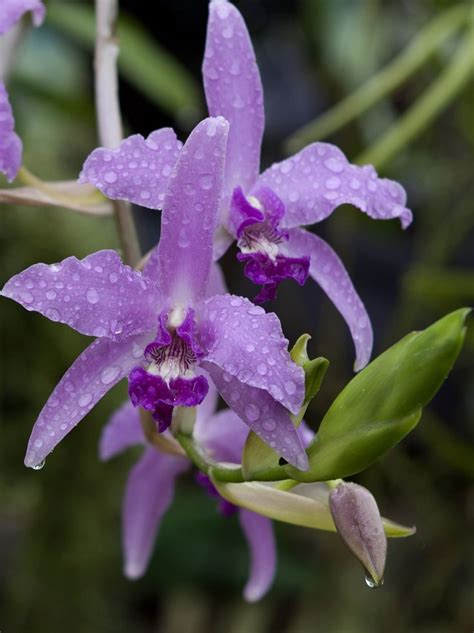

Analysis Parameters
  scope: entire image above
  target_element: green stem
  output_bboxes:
[16,166,105,205]
[356,30,474,169]
[285,4,469,152]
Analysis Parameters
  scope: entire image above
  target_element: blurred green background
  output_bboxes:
[1,0,473,631]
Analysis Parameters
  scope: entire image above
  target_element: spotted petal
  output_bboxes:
[0,81,21,182]
[239,509,276,602]
[255,143,412,229]
[282,228,373,371]
[24,334,148,468]
[201,363,308,470]
[79,128,182,210]
[123,447,189,579]
[99,401,144,461]
[157,117,228,308]
[0,0,45,34]
[199,294,305,414]
[1,250,160,340]
[203,0,264,197]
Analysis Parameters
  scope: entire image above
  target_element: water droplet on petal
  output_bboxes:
[34,438,44,449]
[262,419,276,432]
[86,288,99,304]
[257,363,267,376]
[78,393,92,408]
[32,459,45,471]
[245,403,260,422]
[104,171,117,183]
[100,366,120,385]
[199,175,213,190]
[108,272,119,283]
[285,380,296,395]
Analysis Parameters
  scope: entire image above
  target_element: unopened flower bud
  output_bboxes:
[329,482,387,587]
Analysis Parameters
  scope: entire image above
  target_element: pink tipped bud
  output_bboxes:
[329,482,387,587]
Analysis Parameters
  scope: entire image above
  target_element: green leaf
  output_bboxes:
[286,309,470,482]
[212,479,415,538]
[242,337,328,480]
[47,4,202,120]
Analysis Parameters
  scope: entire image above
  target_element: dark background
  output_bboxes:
[1,1,473,631]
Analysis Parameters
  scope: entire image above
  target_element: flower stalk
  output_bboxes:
[94,0,141,267]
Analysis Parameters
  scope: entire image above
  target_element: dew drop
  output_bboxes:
[100,365,120,385]
[32,459,45,471]
[285,380,297,395]
[78,393,92,408]
[263,420,277,433]
[46,308,60,322]
[230,390,241,402]
[86,288,99,304]
[34,438,44,449]
[245,403,260,422]
[19,290,33,304]
[108,272,119,283]
[178,228,190,248]
[104,171,117,183]
[200,174,213,190]
[364,572,383,589]
[257,363,267,376]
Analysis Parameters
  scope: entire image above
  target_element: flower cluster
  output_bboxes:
[3,0,467,605]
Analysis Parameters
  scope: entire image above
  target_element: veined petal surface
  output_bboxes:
[204,0,264,196]
[239,509,276,602]
[199,294,304,414]
[123,447,189,579]
[0,81,22,182]
[283,228,373,371]
[79,128,182,210]
[1,250,160,340]
[24,334,148,468]
[255,143,412,229]
[0,0,45,34]
[157,117,228,307]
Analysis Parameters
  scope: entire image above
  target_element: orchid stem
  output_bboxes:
[94,0,141,267]
[16,166,105,205]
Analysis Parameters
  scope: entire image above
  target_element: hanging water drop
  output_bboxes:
[32,459,45,471]
[364,571,384,589]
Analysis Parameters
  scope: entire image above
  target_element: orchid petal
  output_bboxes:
[206,262,228,298]
[201,362,308,470]
[1,250,160,340]
[194,407,249,464]
[195,378,219,428]
[204,0,264,196]
[283,228,373,370]
[199,294,304,414]
[99,401,144,461]
[24,334,148,468]
[157,117,228,308]
[238,509,276,602]
[0,0,45,34]
[79,128,182,210]
[255,143,412,229]
[123,447,189,579]
[0,81,21,182]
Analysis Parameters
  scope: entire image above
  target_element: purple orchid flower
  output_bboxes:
[79,0,412,371]
[0,0,45,181]
[201,0,413,370]
[0,0,45,34]
[100,383,291,602]
[2,116,308,471]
